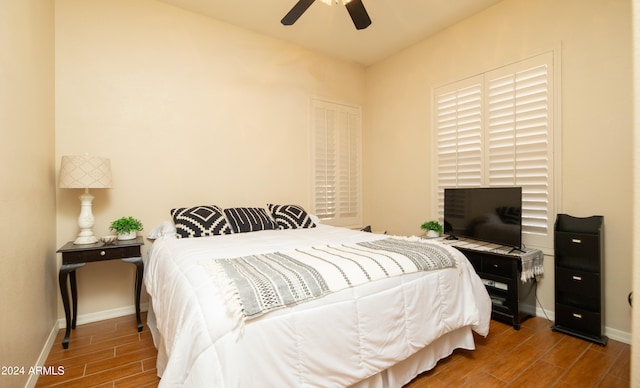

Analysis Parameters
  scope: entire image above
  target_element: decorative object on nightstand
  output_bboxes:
[421,220,443,238]
[100,235,117,244]
[109,216,144,240]
[59,155,113,245]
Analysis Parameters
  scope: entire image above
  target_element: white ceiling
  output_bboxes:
[158,0,503,66]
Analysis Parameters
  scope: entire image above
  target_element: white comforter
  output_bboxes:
[145,224,491,387]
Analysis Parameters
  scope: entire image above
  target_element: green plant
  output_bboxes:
[420,220,443,234]
[109,216,144,234]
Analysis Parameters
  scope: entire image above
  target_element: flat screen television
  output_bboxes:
[443,187,522,249]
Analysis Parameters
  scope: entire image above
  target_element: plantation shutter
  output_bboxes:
[486,53,553,237]
[313,102,337,220]
[312,99,362,228]
[434,77,483,217]
[433,51,556,249]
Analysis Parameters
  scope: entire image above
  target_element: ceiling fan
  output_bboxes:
[281,0,372,30]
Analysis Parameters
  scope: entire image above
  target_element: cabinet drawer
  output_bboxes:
[555,267,600,299]
[62,246,141,264]
[482,255,513,278]
[555,232,599,258]
[555,304,601,337]
[459,249,482,273]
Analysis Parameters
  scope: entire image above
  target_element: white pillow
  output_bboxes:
[147,220,177,240]
[309,213,321,224]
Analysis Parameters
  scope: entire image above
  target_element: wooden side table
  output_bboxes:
[57,236,144,349]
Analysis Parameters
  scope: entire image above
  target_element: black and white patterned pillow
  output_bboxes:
[267,204,316,230]
[223,207,277,233]
[170,205,232,238]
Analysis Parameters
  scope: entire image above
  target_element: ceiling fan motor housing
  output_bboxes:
[281,0,371,30]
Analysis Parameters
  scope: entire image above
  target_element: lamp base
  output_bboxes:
[73,190,99,245]
[73,235,99,245]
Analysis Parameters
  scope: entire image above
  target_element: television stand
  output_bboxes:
[508,246,526,254]
[440,238,543,329]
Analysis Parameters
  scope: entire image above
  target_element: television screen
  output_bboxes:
[444,187,522,248]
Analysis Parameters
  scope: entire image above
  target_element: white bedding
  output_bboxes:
[144,224,491,387]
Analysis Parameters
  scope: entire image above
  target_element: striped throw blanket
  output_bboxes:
[213,237,458,323]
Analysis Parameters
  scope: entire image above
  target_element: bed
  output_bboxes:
[144,205,492,387]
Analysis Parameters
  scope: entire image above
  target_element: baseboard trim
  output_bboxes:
[605,326,631,345]
[535,306,631,345]
[56,303,149,328]
[25,320,60,388]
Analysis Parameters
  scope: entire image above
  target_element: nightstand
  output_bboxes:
[57,237,144,349]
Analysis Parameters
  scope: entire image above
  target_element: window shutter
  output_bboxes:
[433,51,556,249]
[486,53,553,236]
[434,77,483,217]
[313,102,337,220]
[312,99,362,228]
[337,109,359,219]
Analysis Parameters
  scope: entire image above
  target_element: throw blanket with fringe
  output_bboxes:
[213,237,458,324]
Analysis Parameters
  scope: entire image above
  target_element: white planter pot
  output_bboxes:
[426,230,440,238]
[117,231,137,240]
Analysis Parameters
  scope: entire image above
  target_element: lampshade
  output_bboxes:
[59,155,112,244]
[59,155,112,189]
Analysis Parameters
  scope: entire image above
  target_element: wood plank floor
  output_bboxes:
[36,312,160,388]
[406,318,630,387]
[36,313,629,387]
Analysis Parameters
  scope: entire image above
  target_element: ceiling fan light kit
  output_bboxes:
[320,0,352,5]
[281,0,371,30]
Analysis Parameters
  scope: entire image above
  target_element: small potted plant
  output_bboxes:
[421,220,443,238]
[109,216,144,240]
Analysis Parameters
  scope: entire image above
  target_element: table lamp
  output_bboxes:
[59,155,113,244]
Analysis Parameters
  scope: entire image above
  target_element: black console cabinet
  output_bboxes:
[552,214,607,345]
[455,247,537,330]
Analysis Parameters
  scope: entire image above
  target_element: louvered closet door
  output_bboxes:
[485,52,554,238]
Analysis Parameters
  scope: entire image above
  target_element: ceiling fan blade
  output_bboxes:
[281,0,316,26]
[345,0,371,30]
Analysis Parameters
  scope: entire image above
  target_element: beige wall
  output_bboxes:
[0,1,56,387]
[55,0,365,319]
[365,0,633,337]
